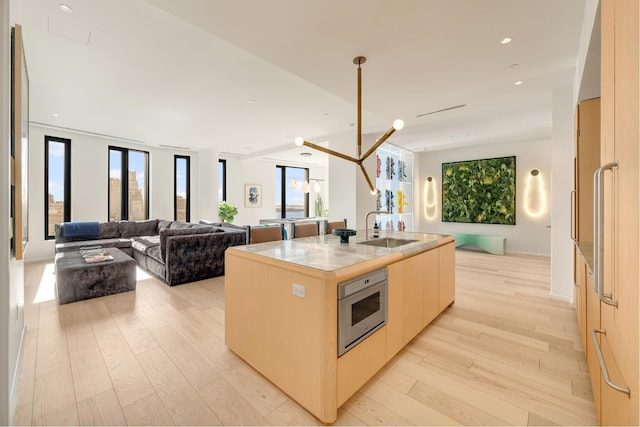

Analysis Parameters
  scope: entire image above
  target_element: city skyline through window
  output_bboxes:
[218,159,226,203]
[175,155,190,222]
[109,146,149,221]
[45,136,70,239]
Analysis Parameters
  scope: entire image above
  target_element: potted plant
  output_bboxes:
[315,194,329,217]
[218,201,239,223]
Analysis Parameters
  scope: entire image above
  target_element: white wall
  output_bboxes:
[574,0,601,104]
[2,1,26,423]
[415,139,552,256]
[356,133,381,230]
[328,131,358,229]
[197,149,218,220]
[26,125,200,261]
[550,87,575,302]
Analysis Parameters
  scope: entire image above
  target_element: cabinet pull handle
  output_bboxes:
[593,162,619,306]
[570,190,576,241]
[591,329,631,397]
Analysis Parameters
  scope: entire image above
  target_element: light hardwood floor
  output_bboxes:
[13,250,597,426]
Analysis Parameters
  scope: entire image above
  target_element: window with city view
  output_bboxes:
[276,165,309,218]
[218,159,226,203]
[108,146,149,221]
[45,136,71,239]
[175,155,190,222]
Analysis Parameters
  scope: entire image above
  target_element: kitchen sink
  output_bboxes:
[358,238,418,248]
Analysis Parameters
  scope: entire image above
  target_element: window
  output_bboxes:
[218,159,226,202]
[44,136,71,239]
[276,165,309,218]
[108,146,149,221]
[175,155,190,222]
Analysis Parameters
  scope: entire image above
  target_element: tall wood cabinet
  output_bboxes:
[573,98,601,358]
[574,98,602,242]
[590,0,639,424]
[573,97,605,422]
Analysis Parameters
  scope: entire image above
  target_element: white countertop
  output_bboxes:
[228,230,454,272]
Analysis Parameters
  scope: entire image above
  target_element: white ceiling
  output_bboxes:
[18,0,586,166]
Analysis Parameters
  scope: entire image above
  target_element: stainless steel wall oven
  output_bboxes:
[337,268,388,356]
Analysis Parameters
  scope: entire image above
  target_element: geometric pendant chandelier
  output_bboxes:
[295,56,404,194]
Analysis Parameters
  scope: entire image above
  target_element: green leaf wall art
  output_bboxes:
[442,156,516,225]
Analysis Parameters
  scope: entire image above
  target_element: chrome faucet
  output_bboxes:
[365,210,388,240]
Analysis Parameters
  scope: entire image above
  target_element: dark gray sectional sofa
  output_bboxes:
[55,219,247,286]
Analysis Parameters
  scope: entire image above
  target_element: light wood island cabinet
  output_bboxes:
[224,232,455,423]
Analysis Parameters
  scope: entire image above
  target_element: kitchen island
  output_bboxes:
[224,231,455,423]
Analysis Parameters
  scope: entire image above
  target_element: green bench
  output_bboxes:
[453,233,506,255]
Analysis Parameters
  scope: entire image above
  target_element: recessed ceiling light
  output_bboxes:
[248,99,257,104]
[501,37,512,44]
[509,63,520,69]
[323,113,329,117]
[514,80,524,86]
[52,113,59,117]
[59,4,73,13]
[300,152,312,157]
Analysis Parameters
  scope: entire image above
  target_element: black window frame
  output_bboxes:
[276,165,309,219]
[219,159,227,202]
[174,155,191,222]
[44,135,71,240]
[108,146,150,221]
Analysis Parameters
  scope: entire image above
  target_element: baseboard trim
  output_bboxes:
[505,250,551,257]
[9,326,26,424]
[454,247,551,257]
[549,292,572,303]
[24,256,55,264]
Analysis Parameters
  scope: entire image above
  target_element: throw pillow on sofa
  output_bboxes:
[170,221,204,229]
[159,226,214,261]
[158,220,173,234]
[120,219,160,238]
[99,222,120,239]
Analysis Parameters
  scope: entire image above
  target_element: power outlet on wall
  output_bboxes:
[292,283,306,298]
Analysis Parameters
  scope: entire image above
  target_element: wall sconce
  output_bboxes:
[423,176,438,221]
[524,169,547,217]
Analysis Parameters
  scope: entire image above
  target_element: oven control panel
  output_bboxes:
[338,267,388,299]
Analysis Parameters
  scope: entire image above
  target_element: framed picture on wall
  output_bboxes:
[245,184,262,208]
